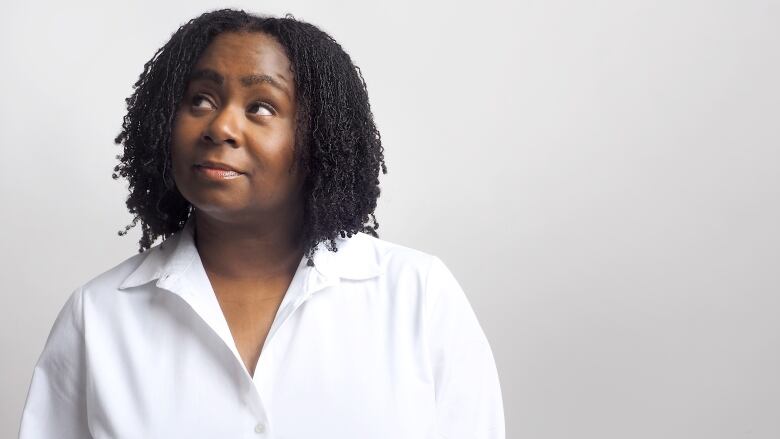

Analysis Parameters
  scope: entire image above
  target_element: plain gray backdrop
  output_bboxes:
[2,1,779,438]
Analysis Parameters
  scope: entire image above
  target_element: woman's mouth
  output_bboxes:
[193,165,244,180]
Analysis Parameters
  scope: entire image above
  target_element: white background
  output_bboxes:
[1,1,779,438]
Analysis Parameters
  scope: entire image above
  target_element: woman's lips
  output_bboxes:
[193,165,244,180]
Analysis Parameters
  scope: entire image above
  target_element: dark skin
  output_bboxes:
[170,31,305,378]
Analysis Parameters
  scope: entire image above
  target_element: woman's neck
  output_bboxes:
[192,208,305,282]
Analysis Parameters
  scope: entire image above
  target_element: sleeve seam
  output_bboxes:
[423,254,441,329]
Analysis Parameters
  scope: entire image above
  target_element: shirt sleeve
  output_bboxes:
[425,255,506,439]
[18,286,92,439]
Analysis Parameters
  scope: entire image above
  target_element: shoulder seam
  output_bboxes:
[422,254,442,333]
[75,285,86,336]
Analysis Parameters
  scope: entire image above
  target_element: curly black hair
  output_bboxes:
[112,8,387,267]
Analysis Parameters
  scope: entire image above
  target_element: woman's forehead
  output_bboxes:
[192,32,293,88]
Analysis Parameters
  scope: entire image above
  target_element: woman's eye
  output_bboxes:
[191,94,214,109]
[189,94,274,116]
[248,102,275,116]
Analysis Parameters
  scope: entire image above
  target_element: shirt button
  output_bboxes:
[254,423,266,433]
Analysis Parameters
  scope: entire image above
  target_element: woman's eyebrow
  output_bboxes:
[188,67,291,98]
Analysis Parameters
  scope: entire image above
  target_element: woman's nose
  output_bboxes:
[202,106,241,146]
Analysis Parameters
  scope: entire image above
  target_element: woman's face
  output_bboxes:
[171,31,301,223]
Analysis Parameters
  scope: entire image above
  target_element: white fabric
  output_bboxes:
[19,216,505,438]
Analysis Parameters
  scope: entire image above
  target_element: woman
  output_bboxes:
[19,8,505,439]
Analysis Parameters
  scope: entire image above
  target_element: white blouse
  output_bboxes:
[19,216,505,438]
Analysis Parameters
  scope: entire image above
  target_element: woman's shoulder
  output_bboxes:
[348,231,438,275]
[78,231,182,297]
[75,230,447,296]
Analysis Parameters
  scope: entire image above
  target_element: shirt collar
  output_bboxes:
[117,215,383,292]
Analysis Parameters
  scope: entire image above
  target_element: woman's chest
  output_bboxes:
[214,290,284,378]
[84,290,436,438]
